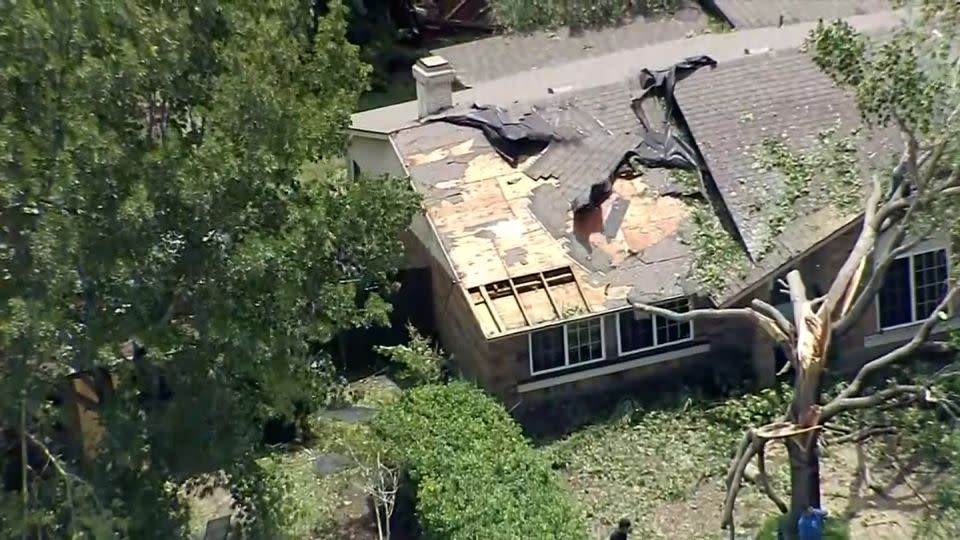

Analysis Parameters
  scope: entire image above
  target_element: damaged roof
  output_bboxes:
[712,0,892,29]
[391,48,899,337]
[431,6,707,87]
[394,60,713,337]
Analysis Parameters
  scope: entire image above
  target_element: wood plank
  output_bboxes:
[571,270,591,310]
[478,285,504,333]
[539,272,561,319]
[507,277,531,326]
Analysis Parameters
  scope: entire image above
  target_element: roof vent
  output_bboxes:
[413,56,456,119]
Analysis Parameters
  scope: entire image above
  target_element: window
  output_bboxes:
[616,297,693,355]
[878,249,949,330]
[528,318,605,375]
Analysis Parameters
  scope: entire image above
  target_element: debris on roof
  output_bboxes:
[433,105,559,166]
[394,116,694,336]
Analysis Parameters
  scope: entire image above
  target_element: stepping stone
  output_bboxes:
[313,452,354,476]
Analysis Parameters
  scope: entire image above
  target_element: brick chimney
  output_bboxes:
[413,56,456,119]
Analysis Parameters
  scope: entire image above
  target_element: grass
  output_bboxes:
[543,405,769,538]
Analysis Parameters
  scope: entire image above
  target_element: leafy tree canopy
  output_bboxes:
[0,0,418,537]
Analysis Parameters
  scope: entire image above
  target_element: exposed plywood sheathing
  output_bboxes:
[395,119,697,337]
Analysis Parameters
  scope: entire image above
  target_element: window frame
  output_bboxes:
[615,297,695,356]
[528,317,606,376]
[876,247,951,332]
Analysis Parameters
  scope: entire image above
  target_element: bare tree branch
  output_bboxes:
[753,444,788,514]
[825,280,960,417]
[824,385,927,421]
[751,298,795,336]
[630,302,791,345]
[721,430,761,539]
[826,425,896,445]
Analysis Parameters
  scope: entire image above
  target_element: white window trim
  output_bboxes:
[518,343,712,393]
[528,317,606,376]
[875,247,951,332]
[615,300,695,357]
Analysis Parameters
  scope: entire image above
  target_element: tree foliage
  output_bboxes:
[0,0,418,537]
[490,0,683,33]
[373,382,587,540]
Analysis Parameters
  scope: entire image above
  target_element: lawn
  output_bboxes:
[542,401,778,539]
[540,393,948,540]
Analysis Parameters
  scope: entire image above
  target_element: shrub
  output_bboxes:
[373,382,587,540]
[375,324,445,386]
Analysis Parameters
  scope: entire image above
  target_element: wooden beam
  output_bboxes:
[570,270,591,311]
[539,272,561,319]
[507,277,531,326]
[478,285,504,332]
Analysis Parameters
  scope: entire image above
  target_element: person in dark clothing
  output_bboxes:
[609,518,632,540]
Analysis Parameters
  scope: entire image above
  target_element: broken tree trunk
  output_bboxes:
[780,270,830,538]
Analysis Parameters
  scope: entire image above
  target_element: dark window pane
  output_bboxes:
[567,318,603,365]
[655,298,693,344]
[878,256,912,328]
[618,311,654,353]
[771,272,792,305]
[530,326,565,373]
[914,249,948,320]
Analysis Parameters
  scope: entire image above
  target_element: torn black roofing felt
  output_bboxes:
[433,105,559,167]
[620,55,717,173]
[441,56,720,215]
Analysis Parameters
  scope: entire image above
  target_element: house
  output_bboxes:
[348,9,955,420]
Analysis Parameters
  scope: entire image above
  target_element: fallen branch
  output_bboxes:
[721,429,762,539]
[827,425,897,445]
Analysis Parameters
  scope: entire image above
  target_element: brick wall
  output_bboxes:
[403,232,492,386]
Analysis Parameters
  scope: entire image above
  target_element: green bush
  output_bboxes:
[757,514,850,540]
[375,324,445,387]
[373,382,587,540]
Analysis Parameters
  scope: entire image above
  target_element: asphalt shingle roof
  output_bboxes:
[431,10,707,86]
[675,49,865,258]
[712,0,891,29]
[350,9,904,134]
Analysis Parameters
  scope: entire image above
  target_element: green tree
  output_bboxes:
[633,1,960,537]
[0,1,418,537]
